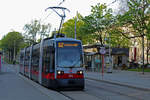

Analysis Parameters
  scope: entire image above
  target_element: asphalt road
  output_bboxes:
[60,79,150,100]
[85,79,150,100]
[1,64,150,100]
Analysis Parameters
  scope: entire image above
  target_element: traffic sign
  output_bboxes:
[100,47,106,54]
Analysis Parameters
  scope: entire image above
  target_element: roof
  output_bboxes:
[84,52,98,56]
[112,48,129,56]
[54,38,81,42]
[83,43,108,49]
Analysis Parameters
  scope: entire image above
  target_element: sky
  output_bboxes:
[0,0,119,39]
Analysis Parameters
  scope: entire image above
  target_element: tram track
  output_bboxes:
[58,91,76,100]
[59,90,101,100]
[86,77,150,92]
[19,71,149,100]
[85,79,148,100]
[86,82,140,100]
[56,78,149,100]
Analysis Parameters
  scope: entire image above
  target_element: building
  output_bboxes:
[112,48,129,69]
[83,44,129,71]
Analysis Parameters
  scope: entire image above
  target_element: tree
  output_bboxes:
[107,27,131,48]
[0,31,24,62]
[82,3,115,45]
[39,23,51,39]
[62,13,94,44]
[117,0,150,74]
[23,19,51,45]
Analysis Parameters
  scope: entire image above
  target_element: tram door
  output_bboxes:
[42,45,51,85]
[42,44,55,86]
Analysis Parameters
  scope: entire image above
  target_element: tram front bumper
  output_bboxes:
[56,78,84,88]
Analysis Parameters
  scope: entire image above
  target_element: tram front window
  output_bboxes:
[57,43,82,68]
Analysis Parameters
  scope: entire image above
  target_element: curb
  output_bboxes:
[19,74,70,100]
[85,77,150,91]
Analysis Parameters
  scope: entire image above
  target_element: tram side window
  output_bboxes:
[24,52,28,68]
[32,48,40,72]
[20,53,24,64]
[25,51,30,67]
[43,46,50,73]
[43,46,54,73]
[50,47,55,72]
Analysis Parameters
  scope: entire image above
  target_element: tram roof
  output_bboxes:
[54,38,81,42]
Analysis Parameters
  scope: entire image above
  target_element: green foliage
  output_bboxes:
[0,31,24,61]
[117,0,150,67]
[62,13,94,44]
[108,28,131,48]
[0,31,24,50]
[62,3,130,47]
[82,3,115,45]
[23,19,51,45]
[118,0,150,37]
[62,18,76,38]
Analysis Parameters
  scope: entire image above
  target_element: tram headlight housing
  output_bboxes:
[57,70,64,75]
[77,70,83,75]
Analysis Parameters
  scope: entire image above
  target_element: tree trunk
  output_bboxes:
[147,39,149,64]
[9,50,11,62]
[147,49,149,64]
[99,35,103,46]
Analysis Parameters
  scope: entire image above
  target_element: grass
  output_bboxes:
[128,68,150,72]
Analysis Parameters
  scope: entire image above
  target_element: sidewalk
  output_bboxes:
[0,64,70,100]
[85,70,150,91]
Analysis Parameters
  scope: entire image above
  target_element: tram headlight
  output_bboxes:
[77,70,83,75]
[57,70,64,75]
[57,71,61,74]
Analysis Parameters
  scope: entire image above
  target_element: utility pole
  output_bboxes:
[108,32,112,73]
[14,41,16,63]
[74,11,78,39]
[75,17,77,39]
[142,35,144,74]
[0,51,2,72]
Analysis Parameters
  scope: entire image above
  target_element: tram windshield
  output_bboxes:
[57,41,83,67]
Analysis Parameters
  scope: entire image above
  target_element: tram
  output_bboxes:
[19,34,85,90]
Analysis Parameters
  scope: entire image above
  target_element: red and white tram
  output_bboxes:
[19,35,84,90]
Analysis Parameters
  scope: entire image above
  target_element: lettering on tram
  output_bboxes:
[19,34,85,90]
[58,42,78,47]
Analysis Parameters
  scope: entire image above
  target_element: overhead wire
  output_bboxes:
[41,0,66,23]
